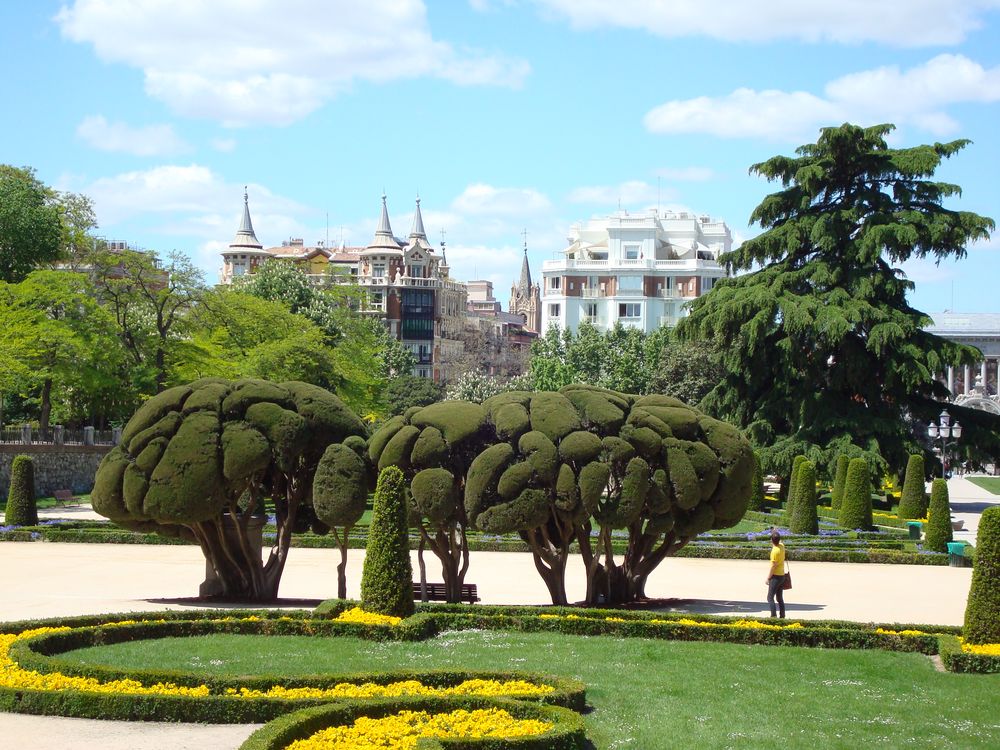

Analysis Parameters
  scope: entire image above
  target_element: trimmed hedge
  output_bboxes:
[239,696,588,750]
[964,506,1000,645]
[4,455,37,526]
[830,455,849,511]
[839,458,873,531]
[361,466,414,618]
[924,478,952,553]
[897,454,926,520]
[938,635,1000,674]
[789,460,818,535]
[747,452,765,512]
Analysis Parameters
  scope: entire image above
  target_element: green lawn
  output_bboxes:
[64,631,999,748]
[967,477,1000,495]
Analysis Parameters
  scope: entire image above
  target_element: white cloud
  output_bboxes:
[534,0,1000,47]
[567,180,675,206]
[211,138,237,153]
[75,115,189,156]
[451,184,552,216]
[644,54,1000,141]
[56,0,530,127]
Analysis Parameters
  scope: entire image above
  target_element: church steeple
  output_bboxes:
[230,187,262,250]
[516,236,532,296]
[409,195,427,241]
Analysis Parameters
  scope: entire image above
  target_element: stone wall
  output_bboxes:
[0,445,111,499]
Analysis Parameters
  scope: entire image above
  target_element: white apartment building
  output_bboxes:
[540,209,731,334]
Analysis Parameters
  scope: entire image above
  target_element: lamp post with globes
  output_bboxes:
[927,409,962,478]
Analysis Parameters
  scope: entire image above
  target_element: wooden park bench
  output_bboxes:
[53,489,80,507]
[412,582,480,604]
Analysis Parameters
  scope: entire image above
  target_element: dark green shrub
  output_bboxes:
[4,455,37,526]
[789,460,818,535]
[830,454,849,510]
[897,454,926,519]
[786,454,806,512]
[839,458,873,530]
[963,506,1000,645]
[924,478,952,553]
[361,466,414,618]
[747,452,765,512]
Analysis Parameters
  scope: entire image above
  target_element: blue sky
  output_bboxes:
[2,1,999,314]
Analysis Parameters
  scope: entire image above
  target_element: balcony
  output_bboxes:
[659,315,681,327]
[543,258,723,272]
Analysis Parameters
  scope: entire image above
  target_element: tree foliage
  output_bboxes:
[386,375,444,417]
[0,166,63,283]
[789,460,818,535]
[924,478,953,553]
[830,454,850,511]
[897,454,926,519]
[678,124,997,477]
[840,457,873,531]
[361,466,414,618]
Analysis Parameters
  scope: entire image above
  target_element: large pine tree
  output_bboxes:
[679,123,996,477]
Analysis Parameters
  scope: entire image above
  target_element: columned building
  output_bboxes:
[927,313,1000,413]
[540,209,731,334]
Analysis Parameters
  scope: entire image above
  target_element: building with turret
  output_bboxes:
[509,243,541,333]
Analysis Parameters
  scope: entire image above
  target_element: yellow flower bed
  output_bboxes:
[874,628,927,637]
[286,707,552,750]
[960,640,1000,656]
[0,621,551,701]
[334,607,402,627]
[227,678,552,701]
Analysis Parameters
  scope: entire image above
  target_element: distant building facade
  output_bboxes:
[509,245,541,334]
[540,209,731,334]
[927,312,1000,413]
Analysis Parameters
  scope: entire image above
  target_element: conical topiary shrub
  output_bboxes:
[789,460,818,535]
[839,458,872,531]
[830,455,849,511]
[897,454,926,520]
[4,454,38,527]
[785,454,807,520]
[964,506,1000,645]
[924,478,953,553]
[361,465,414,618]
[747,452,765,512]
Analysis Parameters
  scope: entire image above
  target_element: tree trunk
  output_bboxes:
[334,526,350,600]
[39,379,53,435]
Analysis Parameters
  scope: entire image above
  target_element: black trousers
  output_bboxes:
[767,575,786,618]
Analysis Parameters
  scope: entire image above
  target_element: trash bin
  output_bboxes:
[946,542,966,568]
[907,521,922,540]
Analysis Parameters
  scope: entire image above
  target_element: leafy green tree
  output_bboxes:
[678,123,996,478]
[924,478,953,553]
[0,166,63,283]
[385,375,443,416]
[313,440,370,599]
[232,259,344,341]
[840,457,873,531]
[648,337,723,407]
[91,378,368,600]
[830,454,850,510]
[897,454,927,519]
[361,466,414,618]
[789,460,818,535]
[444,371,533,402]
[964,506,1000,644]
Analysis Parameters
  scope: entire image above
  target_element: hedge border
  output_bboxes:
[937,635,1000,674]
[238,696,588,750]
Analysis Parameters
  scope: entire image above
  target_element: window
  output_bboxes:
[584,303,598,319]
[703,277,714,291]
[372,262,386,278]
[623,244,640,260]
[549,277,561,291]
[618,303,641,318]
[548,303,561,317]
[369,291,384,309]
[618,275,642,291]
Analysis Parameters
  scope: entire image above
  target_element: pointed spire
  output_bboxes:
[366,193,402,252]
[230,186,262,250]
[517,234,531,294]
[409,195,427,240]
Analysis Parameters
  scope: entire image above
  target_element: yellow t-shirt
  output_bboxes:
[769,543,786,576]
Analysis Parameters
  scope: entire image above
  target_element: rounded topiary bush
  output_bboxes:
[897,454,926,520]
[747,452,765,512]
[923,478,952,553]
[789,460,818,535]
[830,454,849,511]
[839,458,872,531]
[361,466,414,618]
[964,506,1000,644]
[4,454,37,526]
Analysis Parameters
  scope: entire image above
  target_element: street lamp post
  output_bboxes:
[927,409,962,478]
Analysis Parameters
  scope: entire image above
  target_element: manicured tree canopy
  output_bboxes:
[839,458,873,531]
[964,506,1000,644]
[897,454,926,520]
[313,442,370,599]
[91,378,367,600]
[789,460,818,535]
[747,452,765,512]
[4,454,37,526]
[923,478,953,553]
[830,454,849,511]
[361,466,414,618]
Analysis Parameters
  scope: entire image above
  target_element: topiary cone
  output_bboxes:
[839,458,872,531]
[747,452,765,512]
[897,454,926,520]
[789,460,818,535]
[964,506,1000,645]
[830,455,849,511]
[785,454,806,521]
[4,454,38,527]
[361,466,414,618]
[924,478,953,553]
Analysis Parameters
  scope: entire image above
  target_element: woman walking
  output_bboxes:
[766,531,787,618]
